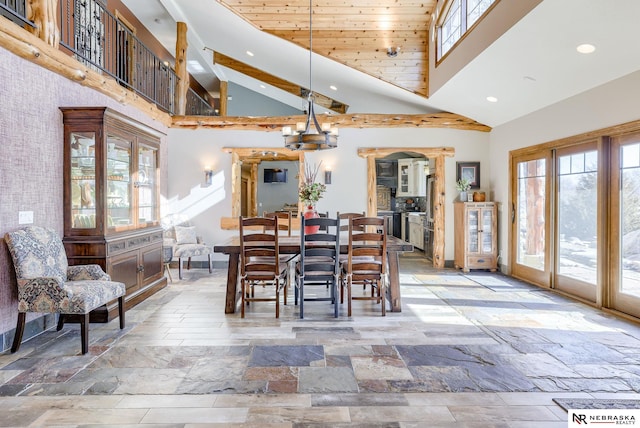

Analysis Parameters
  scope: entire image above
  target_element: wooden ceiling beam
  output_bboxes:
[214,51,348,114]
[172,112,491,132]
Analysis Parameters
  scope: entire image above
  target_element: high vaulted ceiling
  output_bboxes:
[218,0,435,98]
[122,0,640,128]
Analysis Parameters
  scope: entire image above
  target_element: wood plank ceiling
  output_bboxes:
[218,0,436,99]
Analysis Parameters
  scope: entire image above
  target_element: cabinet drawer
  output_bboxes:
[467,256,496,269]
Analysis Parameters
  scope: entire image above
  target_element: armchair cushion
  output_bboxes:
[67,264,111,281]
[175,226,198,244]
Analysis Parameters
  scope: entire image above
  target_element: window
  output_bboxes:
[437,0,496,60]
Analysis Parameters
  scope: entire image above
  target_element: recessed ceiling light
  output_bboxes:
[330,85,337,91]
[576,44,596,54]
[259,84,266,89]
[246,50,254,57]
[523,76,536,82]
[486,96,498,103]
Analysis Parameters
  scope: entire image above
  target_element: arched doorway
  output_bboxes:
[358,147,455,268]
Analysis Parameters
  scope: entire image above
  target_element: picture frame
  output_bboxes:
[456,162,480,189]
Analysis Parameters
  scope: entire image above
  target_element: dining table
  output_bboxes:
[214,234,414,314]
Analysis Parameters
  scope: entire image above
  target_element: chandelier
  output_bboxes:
[282,0,338,151]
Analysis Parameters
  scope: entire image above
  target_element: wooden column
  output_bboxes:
[219,81,228,116]
[366,155,376,216]
[432,155,445,268]
[250,163,258,217]
[174,21,188,115]
[26,0,59,47]
[231,152,241,217]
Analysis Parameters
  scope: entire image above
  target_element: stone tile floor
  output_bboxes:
[1,253,640,426]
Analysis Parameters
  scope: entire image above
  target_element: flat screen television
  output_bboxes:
[264,168,288,183]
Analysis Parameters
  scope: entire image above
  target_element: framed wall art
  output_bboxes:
[456,162,480,189]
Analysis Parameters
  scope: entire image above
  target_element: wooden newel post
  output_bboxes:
[27,0,59,47]
[174,21,189,115]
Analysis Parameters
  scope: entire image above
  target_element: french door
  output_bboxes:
[610,135,640,317]
[510,143,600,302]
[510,152,551,286]
[554,143,598,302]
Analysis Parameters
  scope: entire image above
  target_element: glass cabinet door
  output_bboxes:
[481,208,494,253]
[467,207,479,253]
[70,132,97,229]
[137,143,158,226]
[106,134,132,229]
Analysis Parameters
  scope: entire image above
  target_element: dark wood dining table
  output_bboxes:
[214,235,414,314]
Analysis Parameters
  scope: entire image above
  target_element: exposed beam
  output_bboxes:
[214,51,348,114]
[172,112,491,132]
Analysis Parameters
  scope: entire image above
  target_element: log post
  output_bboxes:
[231,152,241,218]
[432,155,446,268]
[366,155,376,216]
[219,80,228,116]
[174,21,188,115]
[26,0,59,47]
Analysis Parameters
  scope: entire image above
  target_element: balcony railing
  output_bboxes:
[186,88,217,116]
[2,0,217,117]
[58,0,177,114]
[0,0,35,27]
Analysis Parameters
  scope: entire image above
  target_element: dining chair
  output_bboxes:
[263,211,292,236]
[239,216,288,318]
[338,211,366,231]
[294,215,340,318]
[341,216,387,317]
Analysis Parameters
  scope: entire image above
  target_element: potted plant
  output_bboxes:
[456,178,471,202]
[299,161,326,233]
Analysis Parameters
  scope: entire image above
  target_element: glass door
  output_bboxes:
[137,142,158,226]
[511,153,551,286]
[70,132,97,229]
[554,144,598,301]
[610,136,640,317]
[106,134,132,231]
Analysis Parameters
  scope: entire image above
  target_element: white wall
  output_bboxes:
[166,127,491,262]
[490,70,640,272]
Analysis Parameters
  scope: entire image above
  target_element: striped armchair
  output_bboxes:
[4,226,126,354]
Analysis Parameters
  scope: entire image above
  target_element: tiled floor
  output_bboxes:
[1,253,640,427]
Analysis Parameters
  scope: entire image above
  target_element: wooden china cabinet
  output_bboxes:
[61,107,167,322]
[454,201,498,273]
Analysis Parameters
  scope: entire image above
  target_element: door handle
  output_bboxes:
[511,203,515,224]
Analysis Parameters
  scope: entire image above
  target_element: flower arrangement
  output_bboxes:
[299,161,326,206]
[455,178,471,192]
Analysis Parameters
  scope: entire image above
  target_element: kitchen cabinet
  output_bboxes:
[408,213,425,250]
[454,202,498,272]
[397,159,427,197]
[61,107,167,322]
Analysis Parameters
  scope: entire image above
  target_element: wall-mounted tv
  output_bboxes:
[264,168,288,183]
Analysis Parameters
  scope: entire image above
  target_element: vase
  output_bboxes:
[459,191,468,202]
[303,205,320,234]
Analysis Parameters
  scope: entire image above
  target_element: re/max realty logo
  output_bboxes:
[569,409,639,426]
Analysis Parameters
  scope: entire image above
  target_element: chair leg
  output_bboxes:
[11,312,26,353]
[164,263,173,282]
[178,258,184,280]
[275,286,280,319]
[347,277,353,317]
[208,254,213,273]
[80,313,90,354]
[57,314,65,331]
[118,296,126,329]
[240,278,246,318]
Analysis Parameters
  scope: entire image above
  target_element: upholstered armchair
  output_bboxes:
[4,226,126,354]
[163,220,213,280]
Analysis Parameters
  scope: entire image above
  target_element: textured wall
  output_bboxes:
[0,46,168,350]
